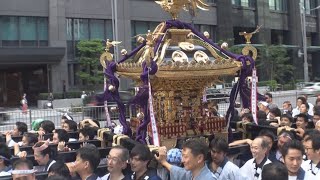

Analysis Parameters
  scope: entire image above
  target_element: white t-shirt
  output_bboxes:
[218,161,244,180]
[292,107,300,117]
[288,175,297,180]
[81,94,87,99]
[301,160,320,180]
[100,173,109,180]
[308,103,314,116]
[240,157,271,180]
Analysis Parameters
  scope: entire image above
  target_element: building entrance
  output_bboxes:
[0,66,48,107]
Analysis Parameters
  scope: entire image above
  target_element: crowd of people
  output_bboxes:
[0,93,320,180]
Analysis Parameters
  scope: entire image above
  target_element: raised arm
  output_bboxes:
[229,139,252,147]
[154,146,172,171]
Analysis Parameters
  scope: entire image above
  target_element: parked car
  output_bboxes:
[206,89,230,103]
[296,82,313,90]
[300,82,320,96]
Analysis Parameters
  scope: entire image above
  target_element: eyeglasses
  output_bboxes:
[106,155,121,163]
[304,147,313,152]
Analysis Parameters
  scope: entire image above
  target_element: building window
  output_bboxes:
[269,0,288,11]
[194,24,217,42]
[66,18,113,60]
[38,18,49,46]
[74,19,89,40]
[131,21,161,48]
[301,0,317,15]
[66,18,112,87]
[271,30,290,45]
[20,17,37,46]
[232,0,255,7]
[131,21,216,47]
[0,16,48,47]
[90,19,105,39]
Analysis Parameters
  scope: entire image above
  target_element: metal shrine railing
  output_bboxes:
[0,105,131,132]
[0,91,313,132]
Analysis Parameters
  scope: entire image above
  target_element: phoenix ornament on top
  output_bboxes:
[155,0,210,19]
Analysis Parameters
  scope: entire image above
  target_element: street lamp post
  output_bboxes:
[111,0,119,62]
[300,4,320,82]
[300,2,309,82]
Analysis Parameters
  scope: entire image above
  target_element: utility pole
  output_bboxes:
[299,4,320,82]
[111,0,119,62]
[300,2,309,82]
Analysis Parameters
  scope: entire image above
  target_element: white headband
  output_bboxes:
[12,170,35,175]
[63,113,73,121]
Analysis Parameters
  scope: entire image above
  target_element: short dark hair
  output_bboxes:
[130,144,152,162]
[281,140,304,158]
[210,137,228,153]
[270,108,282,117]
[0,143,11,166]
[259,129,275,142]
[241,113,254,122]
[256,136,269,150]
[257,110,267,120]
[297,97,307,104]
[34,141,53,158]
[92,119,100,128]
[40,120,55,134]
[111,145,130,162]
[13,159,33,170]
[305,133,320,151]
[79,127,95,140]
[23,133,38,146]
[261,162,288,180]
[302,129,320,140]
[182,139,209,160]
[16,122,28,135]
[283,101,291,105]
[46,175,69,180]
[76,144,100,172]
[265,93,273,98]
[63,120,77,132]
[48,161,71,179]
[314,110,320,116]
[54,129,69,142]
[281,114,293,123]
[296,113,308,123]
[301,103,309,110]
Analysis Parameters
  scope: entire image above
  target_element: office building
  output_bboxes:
[0,0,319,105]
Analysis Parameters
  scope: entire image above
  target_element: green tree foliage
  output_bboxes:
[229,45,243,54]
[229,44,294,85]
[256,45,294,84]
[77,40,105,86]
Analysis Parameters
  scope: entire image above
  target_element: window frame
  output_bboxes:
[232,0,255,8]
[269,0,288,12]
[0,16,48,47]
[66,18,113,60]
